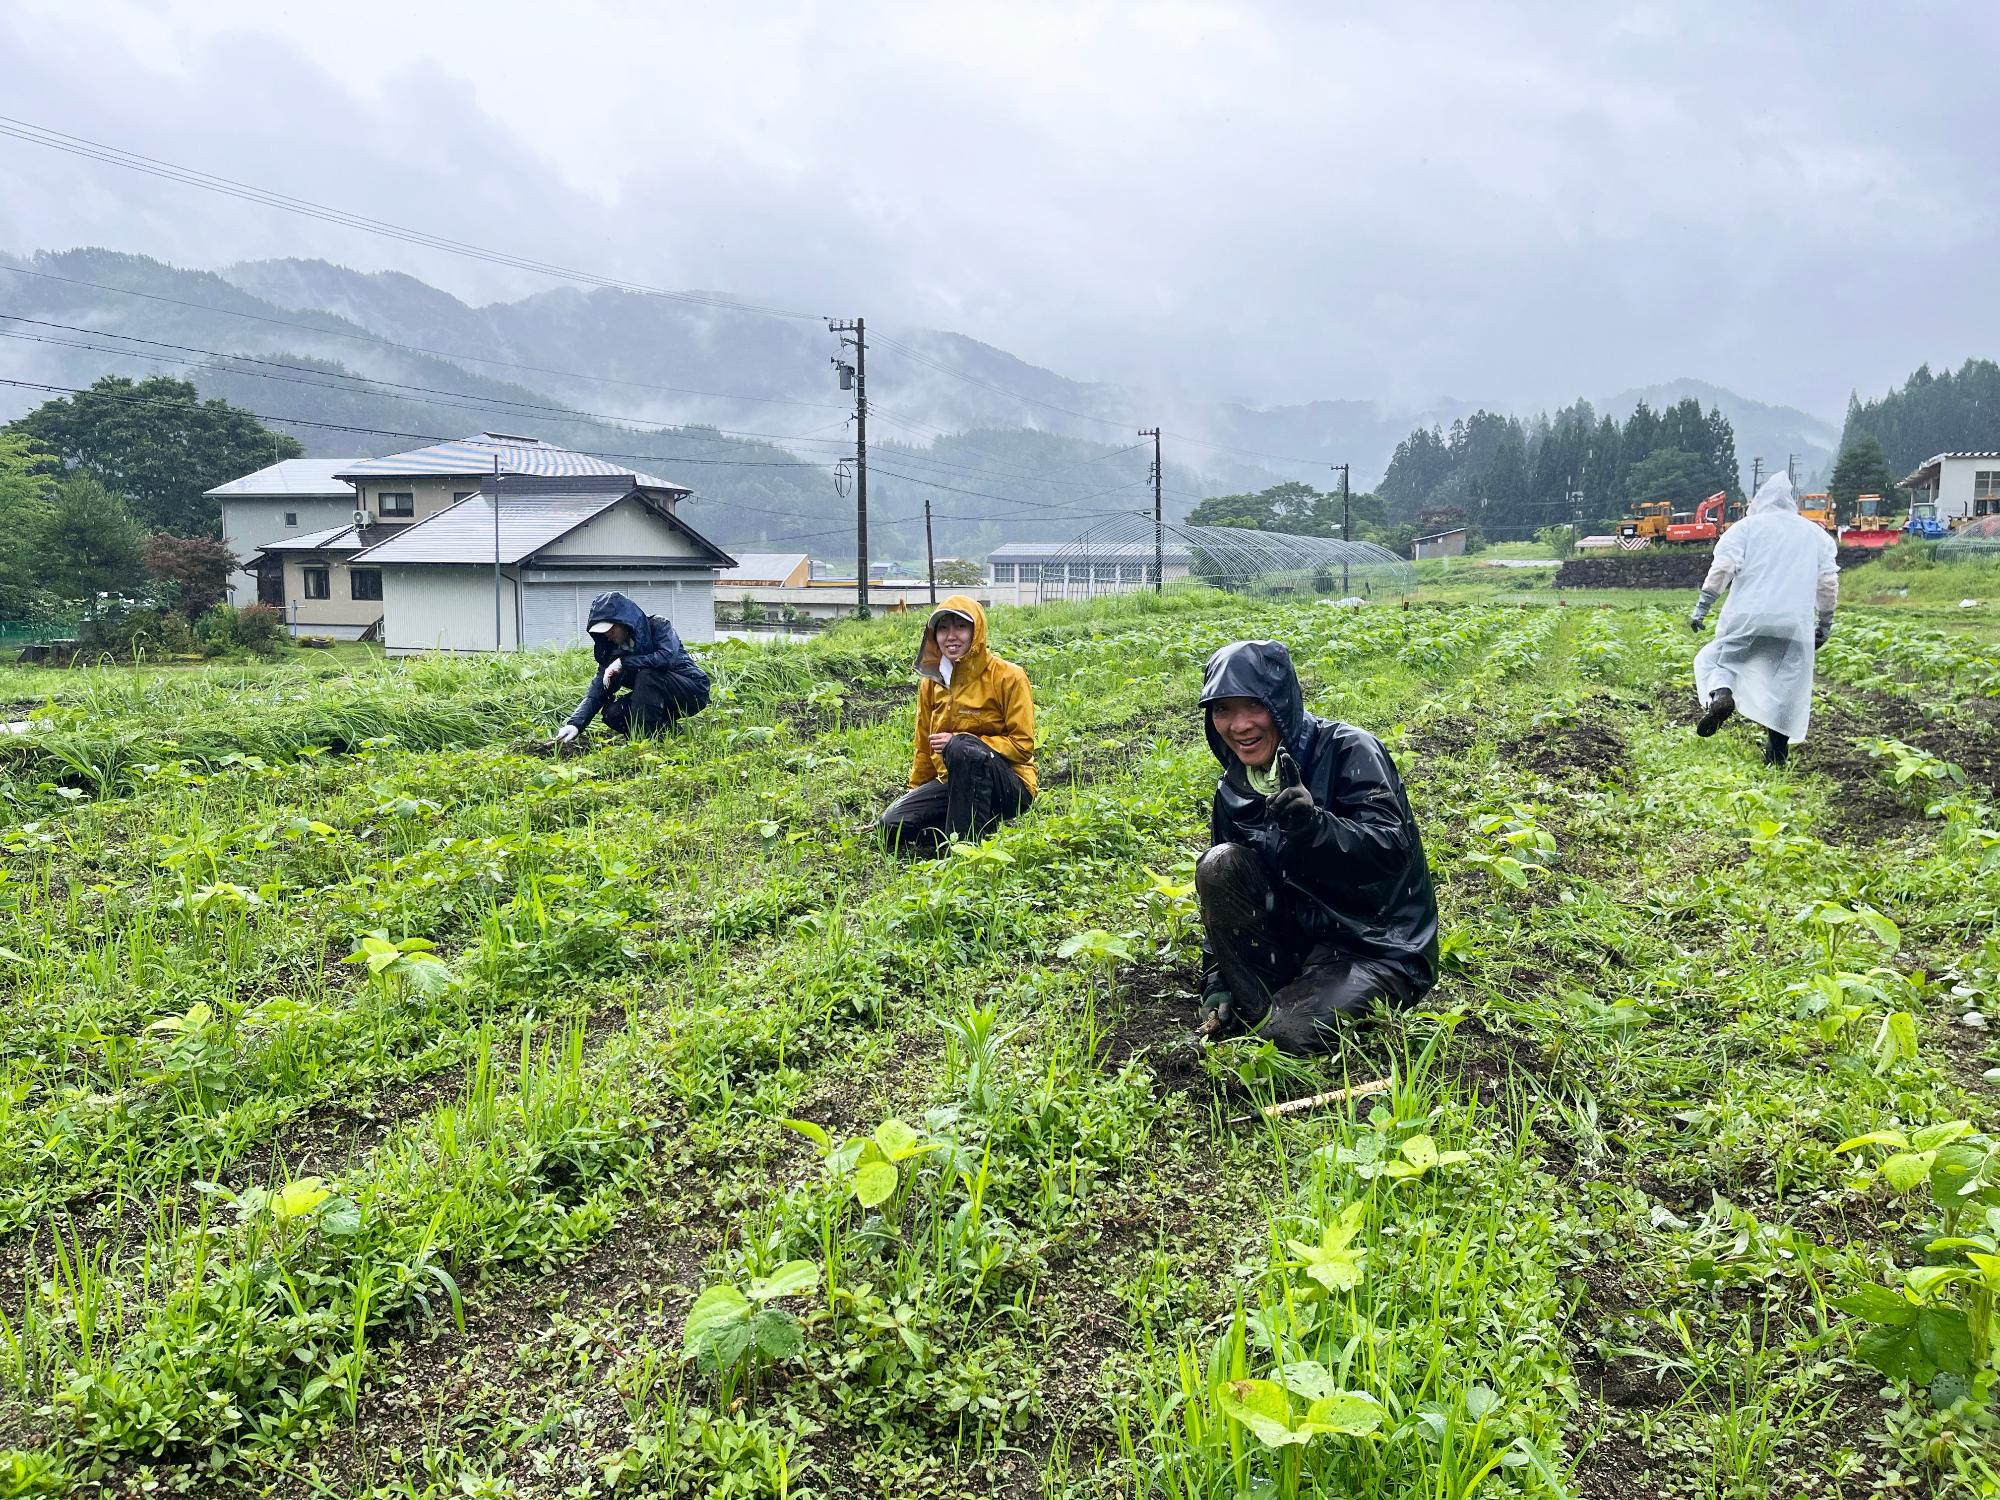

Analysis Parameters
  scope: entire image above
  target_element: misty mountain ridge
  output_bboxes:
[1,248,1841,553]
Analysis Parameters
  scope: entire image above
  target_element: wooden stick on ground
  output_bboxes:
[1230,1076,1392,1126]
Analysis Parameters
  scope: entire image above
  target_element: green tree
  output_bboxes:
[143,534,241,618]
[1827,435,1902,523]
[934,557,987,586]
[35,474,147,606]
[8,376,303,536]
[1623,447,1712,509]
[0,431,59,618]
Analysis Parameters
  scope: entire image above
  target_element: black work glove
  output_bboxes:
[1267,784,1318,837]
[1689,614,1705,632]
[1813,614,1832,650]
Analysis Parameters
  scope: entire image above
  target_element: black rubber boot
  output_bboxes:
[1763,730,1790,768]
[1696,688,1736,737]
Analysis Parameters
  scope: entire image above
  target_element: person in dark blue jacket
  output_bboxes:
[554,592,711,745]
[1195,639,1438,1053]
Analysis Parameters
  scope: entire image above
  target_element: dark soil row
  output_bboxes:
[1556,547,1884,590]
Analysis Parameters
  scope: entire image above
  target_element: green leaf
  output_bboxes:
[852,1159,898,1208]
[781,1118,831,1154]
[1854,1323,1936,1384]
[751,1259,820,1302]
[1906,1265,1973,1299]
[681,1285,751,1360]
[1299,1391,1384,1436]
[1916,1306,1975,1375]
[749,1307,803,1360]
[1274,1360,1339,1400]
[1399,1135,1440,1172]
[873,1117,923,1159]
[1881,1150,1938,1193]
[319,1197,363,1237]
[1910,1120,1974,1152]
[1212,1379,1306,1448]
[1834,1285,1916,1326]
[271,1177,332,1220]
[1834,1130,1910,1154]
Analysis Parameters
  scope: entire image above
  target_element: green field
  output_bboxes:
[1,591,1998,1498]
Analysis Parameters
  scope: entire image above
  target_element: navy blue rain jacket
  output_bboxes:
[1200,639,1439,992]
[564,592,711,730]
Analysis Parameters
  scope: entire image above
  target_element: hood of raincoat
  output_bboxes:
[1747,473,1799,516]
[586,591,657,664]
[915,594,989,685]
[1200,640,1309,769]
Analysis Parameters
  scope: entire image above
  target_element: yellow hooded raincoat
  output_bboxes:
[907,595,1037,797]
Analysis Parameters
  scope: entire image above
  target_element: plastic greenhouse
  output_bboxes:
[1021,513,1415,603]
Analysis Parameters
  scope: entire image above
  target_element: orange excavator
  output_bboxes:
[1665,491,1731,545]
[1797,492,1840,537]
[1617,491,1732,549]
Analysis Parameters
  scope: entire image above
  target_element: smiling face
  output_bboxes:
[935,615,974,662]
[1209,696,1279,769]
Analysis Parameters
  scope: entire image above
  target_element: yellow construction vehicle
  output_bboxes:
[1615,502,1673,550]
[1797,492,1839,536]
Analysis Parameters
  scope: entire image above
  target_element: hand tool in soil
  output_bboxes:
[1228,1076,1392,1126]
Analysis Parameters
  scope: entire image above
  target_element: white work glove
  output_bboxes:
[555,724,579,747]
[601,658,623,689]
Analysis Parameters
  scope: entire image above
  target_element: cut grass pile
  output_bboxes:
[0,590,1997,1498]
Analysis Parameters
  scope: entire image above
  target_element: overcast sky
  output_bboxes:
[1,1,1993,421]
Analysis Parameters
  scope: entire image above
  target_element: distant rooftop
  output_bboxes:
[336,432,689,493]
[720,552,810,582]
[351,475,730,568]
[256,523,367,552]
[205,459,356,500]
[988,540,1193,561]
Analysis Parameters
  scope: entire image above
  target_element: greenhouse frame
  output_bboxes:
[1019,513,1416,603]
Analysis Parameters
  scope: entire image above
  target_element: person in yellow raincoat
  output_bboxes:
[878,595,1037,851]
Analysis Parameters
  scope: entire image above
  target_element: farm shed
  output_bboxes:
[1900,452,2000,523]
[349,474,733,654]
[1412,527,1469,560]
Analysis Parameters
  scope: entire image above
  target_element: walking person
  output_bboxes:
[1689,473,1839,767]
[878,596,1036,852]
[1194,639,1439,1054]
[555,591,710,746]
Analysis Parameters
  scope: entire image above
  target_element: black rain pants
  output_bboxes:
[598,667,703,737]
[879,734,1031,853]
[1196,841,1426,1054]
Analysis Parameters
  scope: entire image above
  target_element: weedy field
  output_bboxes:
[1,591,1998,1499]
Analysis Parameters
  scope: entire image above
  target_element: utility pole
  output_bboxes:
[922,495,937,606]
[1750,456,1765,498]
[829,319,869,618]
[1787,452,1799,485]
[1140,427,1162,592]
[1333,462,1351,595]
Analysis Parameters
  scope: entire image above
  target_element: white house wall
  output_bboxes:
[222,496,356,603]
[381,566,522,654]
[520,576,717,646]
[535,499,706,560]
[1937,459,2000,521]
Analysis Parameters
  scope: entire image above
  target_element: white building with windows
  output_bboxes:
[1900,452,2000,523]
[984,540,1192,604]
[207,460,358,606]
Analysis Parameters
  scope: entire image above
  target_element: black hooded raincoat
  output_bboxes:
[564,592,711,732]
[1199,640,1438,1003]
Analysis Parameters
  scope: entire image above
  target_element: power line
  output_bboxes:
[0,263,851,414]
[0,116,820,322]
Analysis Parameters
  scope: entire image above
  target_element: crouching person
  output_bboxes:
[879,596,1035,852]
[1195,640,1438,1054]
[554,591,710,747]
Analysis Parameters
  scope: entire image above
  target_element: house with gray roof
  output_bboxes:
[348,473,733,654]
[205,459,359,606]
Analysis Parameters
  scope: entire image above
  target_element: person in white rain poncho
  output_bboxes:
[1689,473,1840,766]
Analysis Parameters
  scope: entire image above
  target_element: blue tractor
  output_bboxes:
[1905,501,1951,541]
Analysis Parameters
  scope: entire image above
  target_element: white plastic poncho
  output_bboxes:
[1693,473,1840,743]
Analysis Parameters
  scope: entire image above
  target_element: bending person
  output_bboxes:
[555,591,711,746]
[879,596,1036,852]
[1195,640,1438,1054]
[1689,473,1839,767]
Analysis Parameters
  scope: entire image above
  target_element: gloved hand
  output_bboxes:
[1813,614,1832,649]
[1267,783,1318,837]
[1689,613,1705,632]
[602,658,623,689]
[555,724,579,747]
[1199,992,1233,1033]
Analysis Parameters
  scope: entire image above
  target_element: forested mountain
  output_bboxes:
[0,246,1849,558]
[1837,359,2000,478]
[1599,378,1837,489]
[1376,396,1741,539]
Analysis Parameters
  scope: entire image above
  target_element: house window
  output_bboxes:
[1015,563,1040,582]
[991,563,1015,582]
[454,491,474,502]
[378,491,414,517]
[350,568,383,601]
[1119,562,1143,583]
[1975,471,2000,516]
[1094,563,1118,582]
[302,567,330,600]
[284,511,298,527]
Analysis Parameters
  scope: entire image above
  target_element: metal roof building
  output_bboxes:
[1899,452,2000,523]
[336,432,686,495]
[349,474,733,655]
[207,459,366,605]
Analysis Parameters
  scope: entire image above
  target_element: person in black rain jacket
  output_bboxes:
[1195,639,1438,1053]
[554,592,711,745]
